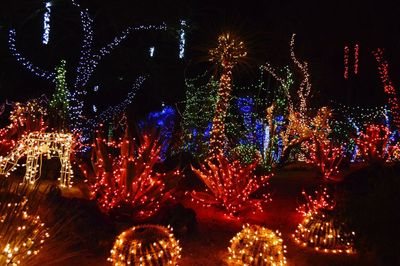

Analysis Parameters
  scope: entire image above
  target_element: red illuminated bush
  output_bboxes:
[83,131,181,220]
[190,153,271,216]
[355,124,390,162]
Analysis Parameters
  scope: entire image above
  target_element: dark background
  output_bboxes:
[0,0,399,117]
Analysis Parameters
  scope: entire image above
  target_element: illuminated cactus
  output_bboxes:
[293,210,355,254]
[109,225,181,266]
[85,130,181,220]
[190,153,271,216]
[209,33,247,156]
[228,224,287,266]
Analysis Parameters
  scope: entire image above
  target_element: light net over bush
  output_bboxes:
[228,224,287,265]
[109,225,181,266]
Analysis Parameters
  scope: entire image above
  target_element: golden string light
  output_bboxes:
[209,33,247,156]
[228,224,287,265]
[290,33,311,120]
[293,210,355,254]
[108,225,181,266]
[0,132,74,187]
[0,184,50,265]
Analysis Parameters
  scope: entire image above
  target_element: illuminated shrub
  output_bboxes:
[355,124,390,162]
[190,153,271,216]
[296,187,335,217]
[0,98,47,156]
[109,225,181,266]
[0,183,49,265]
[293,210,355,254]
[228,224,287,266]
[85,131,181,220]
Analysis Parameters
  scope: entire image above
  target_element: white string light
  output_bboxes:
[9,0,166,135]
[149,46,155,57]
[179,20,186,59]
[42,1,52,45]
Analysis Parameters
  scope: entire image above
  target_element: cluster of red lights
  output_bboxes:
[304,140,343,179]
[296,187,335,217]
[373,48,400,129]
[190,153,272,217]
[355,124,391,162]
[344,46,349,79]
[0,100,47,156]
[83,131,181,220]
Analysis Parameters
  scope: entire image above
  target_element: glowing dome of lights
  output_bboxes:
[228,224,287,266]
[108,225,181,266]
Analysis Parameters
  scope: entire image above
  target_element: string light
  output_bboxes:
[293,210,355,254]
[0,185,50,265]
[372,48,400,130]
[138,106,176,161]
[8,29,56,81]
[108,225,181,266]
[293,188,355,254]
[149,46,155,57]
[190,153,271,217]
[208,33,247,156]
[49,60,70,130]
[354,44,359,75]
[9,0,166,134]
[82,130,180,220]
[290,33,311,120]
[86,76,146,131]
[228,224,287,265]
[42,1,52,45]
[344,46,349,79]
[355,124,392,162]
[0,132,74,187]
[178,20,186,59]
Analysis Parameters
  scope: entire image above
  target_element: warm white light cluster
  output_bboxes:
[293,211,355,254]
[0,200,49,265]
[42,1,52,45]
[228,224,287,266]
[0,132,74,187]
[108,225,181,266]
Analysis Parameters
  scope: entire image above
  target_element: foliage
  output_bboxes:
[83,129,181,220]
[190,153,271,216]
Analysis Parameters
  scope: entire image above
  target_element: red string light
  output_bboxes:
[354,44,359,75]
[373,48,400,129]
[189,153,272,217]
[81,130,181,220]
[344,46,349,79]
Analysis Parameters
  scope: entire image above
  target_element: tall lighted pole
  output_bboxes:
[209,33,246,156]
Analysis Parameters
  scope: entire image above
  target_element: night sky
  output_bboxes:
[1,0,399,117]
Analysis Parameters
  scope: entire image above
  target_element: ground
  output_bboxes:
[14,165,382,265]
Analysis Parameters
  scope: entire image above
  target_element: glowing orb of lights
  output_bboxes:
[108,225,181,266]
[293,210,355,254]
[228,224,287,266]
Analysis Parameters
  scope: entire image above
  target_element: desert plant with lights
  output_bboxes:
[190,153,271,216]
[83,129,181,220]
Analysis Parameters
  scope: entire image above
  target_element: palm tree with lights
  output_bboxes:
[208,33,247,157]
